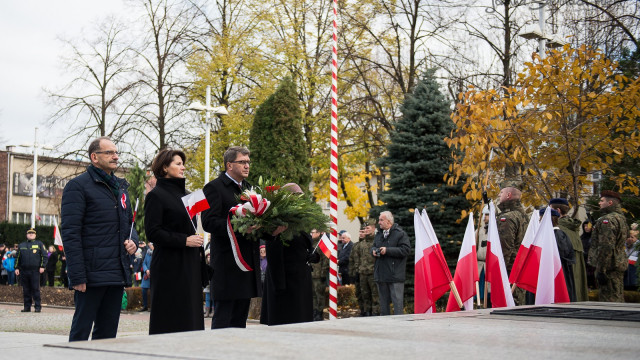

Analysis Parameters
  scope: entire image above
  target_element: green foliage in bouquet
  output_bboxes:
[231,178,330,243]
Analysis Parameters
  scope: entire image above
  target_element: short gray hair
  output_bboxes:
[88,136,111,157]
[342,232,351,240]
[380,211,394,225]
[223,146,250,166]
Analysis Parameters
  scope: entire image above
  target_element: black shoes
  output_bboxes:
[21,309,30,312]
[138,307,148,312]
[35,309,41,313]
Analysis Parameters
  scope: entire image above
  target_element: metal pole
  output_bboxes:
[538,2,547,59]
[205,85,211,184]
[31,127,38,228]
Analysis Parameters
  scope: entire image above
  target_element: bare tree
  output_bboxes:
[45,17,139,160]
[131,0,205,151]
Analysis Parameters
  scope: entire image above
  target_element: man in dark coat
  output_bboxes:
[61,136,138,341]
[15,228,46,312]
[45,245,58,286]
[202,146,261,329]
[372,211,410,315]
[337,232,353,284]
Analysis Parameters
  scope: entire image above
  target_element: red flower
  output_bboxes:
[240,195,249,201]
[265,186,280,192]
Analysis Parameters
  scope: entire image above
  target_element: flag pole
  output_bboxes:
[184,207,199,233]
[327,0,340,320]
[418,213,463,309]
[478,150,493,308]
[128,198,139,240]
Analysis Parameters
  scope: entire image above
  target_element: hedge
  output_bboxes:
[0,222,55,247]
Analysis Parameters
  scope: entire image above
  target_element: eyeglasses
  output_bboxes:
[94,151,120,156]
[231,160,251,166]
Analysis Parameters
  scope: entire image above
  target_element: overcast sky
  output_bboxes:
[0,1,128,154]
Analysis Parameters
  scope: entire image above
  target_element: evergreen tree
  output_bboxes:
[249,77,311,188]
[126,163,148,244]
[372,69,470,308]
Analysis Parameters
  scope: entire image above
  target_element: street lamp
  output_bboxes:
[19,127,53,228]
[188,85,228,184]
[519,1,567,58]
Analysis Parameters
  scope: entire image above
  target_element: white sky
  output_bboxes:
[0,1,128,153]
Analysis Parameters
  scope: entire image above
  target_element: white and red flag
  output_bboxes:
[485,202,515,308]
[53,219,63,251]
[414,209,455,313]
[318,233,335,259]
[446,214,478,312]
[509,211,541,292]
[532,207,570,304]
[181,190,210,218]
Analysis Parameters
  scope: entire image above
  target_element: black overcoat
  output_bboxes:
[260,232,314,326]
[145,177,204,335]
[201,173,261,300]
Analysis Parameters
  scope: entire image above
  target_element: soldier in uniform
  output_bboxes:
[310,229,330,320]
[496,180,528,305]
[588,190,629,302]
[14,228,47,312]
[349,226,366,316]
[358,218,379,316]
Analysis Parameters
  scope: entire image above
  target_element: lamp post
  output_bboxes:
[188,85,228,184]
[19,127,53,228]
[519,1,567,58]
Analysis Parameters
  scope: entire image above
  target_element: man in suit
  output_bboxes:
[202,146,262,329]
[337,232,353,285]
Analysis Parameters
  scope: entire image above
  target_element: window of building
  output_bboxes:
[12,212,31,225]
[11,212,58,226]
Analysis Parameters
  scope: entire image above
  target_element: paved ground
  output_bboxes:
[2,302,640,359]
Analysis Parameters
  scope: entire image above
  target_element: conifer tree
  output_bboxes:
[373,69,470,308]
[249,77,311,188]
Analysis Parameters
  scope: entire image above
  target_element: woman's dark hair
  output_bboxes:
[151,148,186,178]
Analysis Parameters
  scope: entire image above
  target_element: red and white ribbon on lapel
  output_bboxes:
[227,192,271,271]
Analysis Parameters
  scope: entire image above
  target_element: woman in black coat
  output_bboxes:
[145,149,205,335]
[260,183,317,326]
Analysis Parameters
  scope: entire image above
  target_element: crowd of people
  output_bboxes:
[2,136,638,342]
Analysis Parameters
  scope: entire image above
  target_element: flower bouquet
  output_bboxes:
[230,178,330,242]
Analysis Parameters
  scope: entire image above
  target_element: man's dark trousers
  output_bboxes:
[69,286,123,341]
[211,299,250,329]
[21,269,41,311]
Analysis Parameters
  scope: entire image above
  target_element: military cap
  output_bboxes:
[600,190,622,201]
[26,228,37,235]
[549,198,569,206]
[364,218,377,226]
[499,179,522,190]
[539,207,560,217]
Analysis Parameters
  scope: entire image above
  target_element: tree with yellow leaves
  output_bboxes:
[446,44,640,213]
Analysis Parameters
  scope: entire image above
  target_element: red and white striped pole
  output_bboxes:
[328,0,339,320]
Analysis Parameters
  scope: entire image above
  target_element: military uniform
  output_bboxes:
[310,239,330,320]
[558,217,589,302]
[15,229,47,312]
[352,232,379,315]
[589,203,629,302]
[497,198,527,305]
[349,239,365,314]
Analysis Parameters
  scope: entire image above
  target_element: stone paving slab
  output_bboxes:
[42,303,640,360]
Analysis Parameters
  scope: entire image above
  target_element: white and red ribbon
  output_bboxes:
[226,216,253,272]
[226,191,270,272]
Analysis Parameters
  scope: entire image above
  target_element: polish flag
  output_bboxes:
[533,207,570,304]
[485,202,515,308]
[630,255,638,266]
[446,214,479,312]
[414,209,454,313]
[318,233,335,259]
[53,219,63,251]
[181,190,210,218]
[509,212,541,292]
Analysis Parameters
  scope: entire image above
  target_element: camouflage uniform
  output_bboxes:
[588,204,629,302]
[311,241,330,317]
[349,239,365,314]
[352,233,379,315]
[497,198,528,305]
